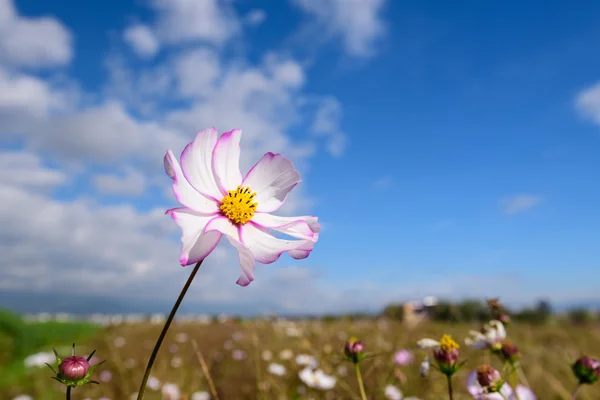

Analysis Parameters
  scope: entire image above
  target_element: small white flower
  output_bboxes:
[191,391,211,400]
[417,338,440,350]
[336,365,348,377]
[465,320,506,350]
[261,350,273,361]
[13,396,33,400]
[113,336,126,348]
[279,349,293,360]
[175,332,189,343]
[298,367,336,390]
[24,351,55,368]
[162,383,181,400]
[296,354,318,368]
[171,356,182,368]
[147,376,161,391]
[385,385,403,400]
[419,355,430,377]
[268,363,286,376]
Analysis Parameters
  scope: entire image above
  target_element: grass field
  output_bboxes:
[1,312,599,400]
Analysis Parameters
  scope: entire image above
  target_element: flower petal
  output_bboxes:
[166,208,222,265]
[240,222,315,264]
[212,129,243,195]
[465,331,488,350]
[417,338,440,350]
[250,213,320,241]
[180,128,223,202]
[204,216,255,286]
[466,371,482,396]
[514,385,537,400]
[242,152,301,213]
[164,150,220,213]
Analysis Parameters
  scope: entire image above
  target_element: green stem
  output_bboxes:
[570,383,582,400]
[66,387,71,400]
[136,260,203,400]
[446,374,454,400]
[354,363,368,400]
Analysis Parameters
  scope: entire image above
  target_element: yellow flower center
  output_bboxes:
[439,334,459,351]
[219,186,258,225]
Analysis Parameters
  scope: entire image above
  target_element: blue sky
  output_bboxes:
[1,0,600,314]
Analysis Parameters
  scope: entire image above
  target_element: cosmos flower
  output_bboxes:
[466,370,537,400]
[164,128,321,286]
[394,349,415,366]
[161,383,181,400]
[268,363,287,376]
[296,354,318,368]
[298,367,336,390]
[465,320,506,351]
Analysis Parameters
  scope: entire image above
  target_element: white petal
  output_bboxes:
[180,128,223,201]
[250,213,320,241]
[240,222,315,264]
[242,152,301,213]
[466,370,483,396]
[164,150,220,213]
[513,385,536,400]
[204,216,256,286]
[167,208,222,265]
[417,338,440,350]
[465,331,488,350]
[212,129,243,195]
[488,320,506,341]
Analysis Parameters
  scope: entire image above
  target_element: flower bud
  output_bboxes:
[344,337,366,364]
[500,340,520,363]
[476,365,503,392]
[433,335,462,377]
[419,356,430,377]
[572,356,600,385]
[59,356,89,380]
[47,344,105,387]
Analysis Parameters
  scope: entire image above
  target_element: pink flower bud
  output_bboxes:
[476,365,502,389]
[343,337,365,363]
[59,356,90,380]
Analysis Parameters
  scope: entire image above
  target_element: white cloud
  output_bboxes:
[0,150,68,190]
[93,168,148,196]
[290,0,387,57]
[151,0,240,45]
[174,47,221,98]
[123,23,160,58]
[500,195,543,215]
[310,96,347,156]
[245,9,266,27]
[575,81,600,126]
[0,0,72,67]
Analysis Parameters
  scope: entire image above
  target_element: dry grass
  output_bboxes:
[3,318,600,400]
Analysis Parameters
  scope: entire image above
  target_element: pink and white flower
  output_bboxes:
[466,370,537,400]
[164,128,321,286]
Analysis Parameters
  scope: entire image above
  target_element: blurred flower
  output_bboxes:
[261,350,273,361]
[433,335,460,376]
[419,355,430,377]
[465,320,506,351]
[467,369,537,400]
[191,391,211,400]
[124,358,136,369]
[164,128,320,287]
[175,332,189,343]
[147,376,161,391]
[113,336,126,348]
[162,382,181,400]
[572,356,600,385]
[394,349,415,366]
[224,340,233,350]
[13,396,33,400]
[268,363,286,376]
[99,370,112,383]
[336,365,348,377]
[169,344,179,353]
[24,351,55,368]
[299,367,336,390]
[296,354,318,368]
[500,340,520,364]
[344,337,366,364]
[232,349,247,360]
[385,385,403,400]
[279,349,293,360]
[171,357,182,368]
[232,331,244,341]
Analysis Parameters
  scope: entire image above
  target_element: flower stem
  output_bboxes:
[191,339,219,400]
[66,387,71,400]
[136,260,203,400]
[570,383,582,400]
[446,374,454,400]
[354,363,368,400]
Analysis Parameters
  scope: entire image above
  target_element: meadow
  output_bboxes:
[1,309,599,400]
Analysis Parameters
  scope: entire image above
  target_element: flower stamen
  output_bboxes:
[220,186,258,225]
[439,334,459,351]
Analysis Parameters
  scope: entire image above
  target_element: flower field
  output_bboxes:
[3,313,600,399]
